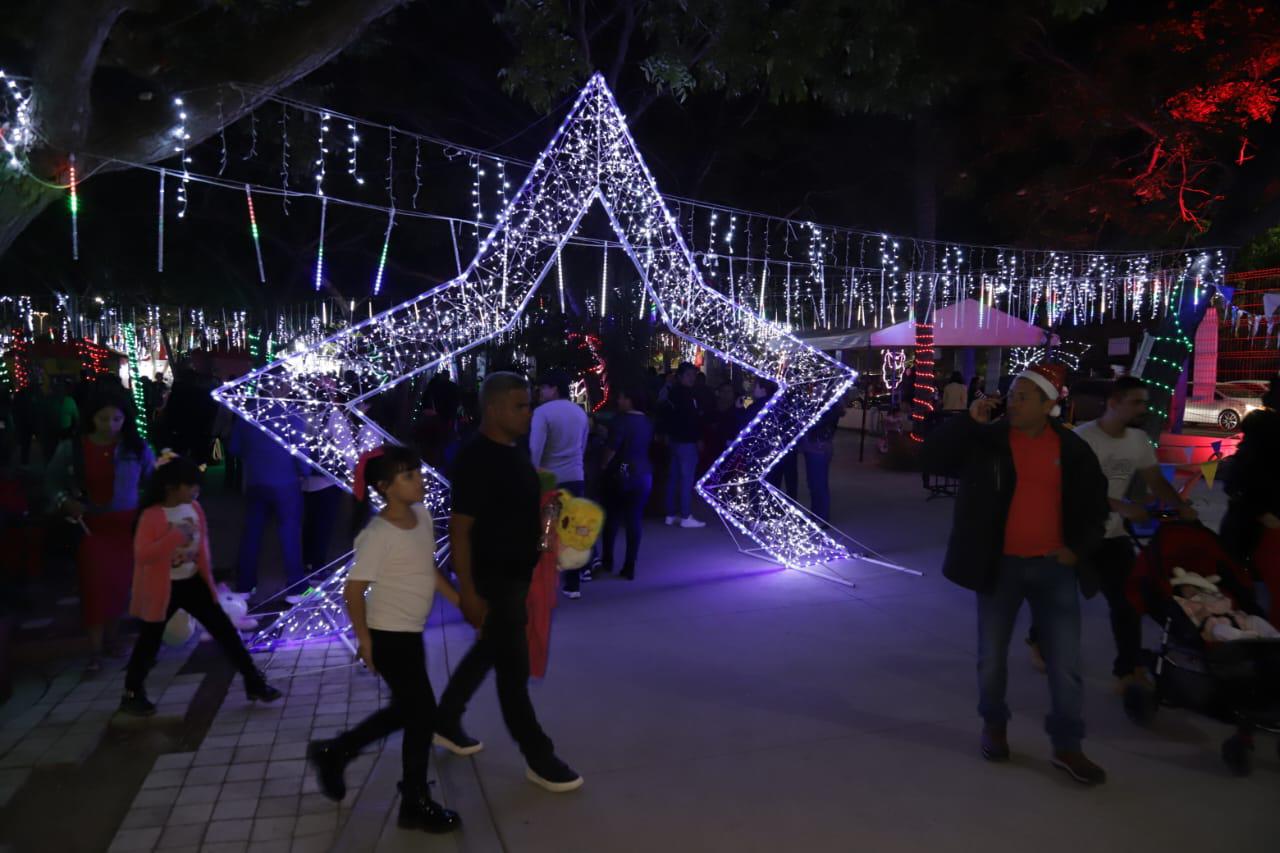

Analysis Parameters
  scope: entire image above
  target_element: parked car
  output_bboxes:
[1184,386,1263,431]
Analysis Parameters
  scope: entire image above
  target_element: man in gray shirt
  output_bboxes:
[529,371,590,598]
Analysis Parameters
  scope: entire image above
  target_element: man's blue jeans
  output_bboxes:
[977,555,1085,752]
[665,442,698,519]
[236,482,305,593]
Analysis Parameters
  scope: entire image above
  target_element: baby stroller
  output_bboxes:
[1124,520,1280,776]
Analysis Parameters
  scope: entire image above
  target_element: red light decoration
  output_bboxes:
[909,321,936,443]
[75,338,112,377]
[568,332,610,413]
[9,330,31,390]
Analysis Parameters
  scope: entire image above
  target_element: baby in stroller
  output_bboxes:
[1171,566,1280,644]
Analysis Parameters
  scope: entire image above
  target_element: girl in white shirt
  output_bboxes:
[306,446,463,835]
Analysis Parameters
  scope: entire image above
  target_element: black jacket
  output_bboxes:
[924,415,1109,595]
[1220,407,1280,562]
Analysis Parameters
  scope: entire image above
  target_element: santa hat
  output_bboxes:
[1016,363,1067,417]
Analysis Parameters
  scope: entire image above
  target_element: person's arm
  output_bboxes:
[1139,465,1197,520]
[343,580,376,674]
[528,410,547,467]
[448,514,487,628]
[436,573,461,608]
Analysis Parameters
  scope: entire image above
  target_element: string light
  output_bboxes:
[172,98,191,218]
[315,111,330,195]
[346,122,363,185]
[68,154,79,260]
[245,184,266,283]
[600,245,609,318]
[0,70,34,172]
[123,323,149,440]
[156,168,165,271]
[216,74,857,648]
[314,197,327,291]
[373,209,394,295]
[280,104,291,214]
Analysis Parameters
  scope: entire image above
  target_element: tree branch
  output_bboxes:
[33,0,131,151]
[92,0,410,166]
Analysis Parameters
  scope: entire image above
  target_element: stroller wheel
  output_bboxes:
[1123,683,1158,726]
[1221,735,1253,777]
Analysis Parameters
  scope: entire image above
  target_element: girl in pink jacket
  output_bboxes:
[120,453,282,716]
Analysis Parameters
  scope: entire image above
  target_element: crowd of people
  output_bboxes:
[3,351,1277,825]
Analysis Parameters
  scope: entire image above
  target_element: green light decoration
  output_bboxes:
[123,323,149,440]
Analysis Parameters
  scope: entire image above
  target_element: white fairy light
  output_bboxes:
[217,76,857,650]
[346,122,364,185]
[172,97,192,218]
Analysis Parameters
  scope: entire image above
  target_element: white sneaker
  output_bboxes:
[665,516,679,526]
[562,589,581,600]
[284,594,306,605]
[680,517,706,529]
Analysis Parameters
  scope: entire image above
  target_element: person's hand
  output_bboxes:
[1177,502,1199,522]
[62,499,85,520]
[355,639,377,675]
[1261,512,1280,530]
[1053,547,1078,566]
[1118,503,1150,524]
[460,593,488,630]
[969,396,1000,424]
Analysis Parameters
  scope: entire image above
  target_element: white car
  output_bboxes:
[1184,386,1264,432]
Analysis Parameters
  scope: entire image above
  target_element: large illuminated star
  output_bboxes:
[216,75,854,645]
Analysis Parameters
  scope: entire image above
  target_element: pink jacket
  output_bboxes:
[130,502,216,622]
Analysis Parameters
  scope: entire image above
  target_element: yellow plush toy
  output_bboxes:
[556,490,604,571]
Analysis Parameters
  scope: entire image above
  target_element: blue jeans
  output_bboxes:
[236,482,305,593]
[602,472,653,572]
[665,442,698,519]
[977,555,1085,752]
[768,450,798,498]
[802,450,832,521]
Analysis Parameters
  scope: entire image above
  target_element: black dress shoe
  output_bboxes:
[307,739,351,801]
[397,782,461,833]
[245,672,283,702]
[119,689,157,717]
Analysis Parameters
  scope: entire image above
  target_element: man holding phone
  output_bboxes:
[924,364,1110,785]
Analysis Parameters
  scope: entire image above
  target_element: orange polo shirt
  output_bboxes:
[1003,427,1064,557]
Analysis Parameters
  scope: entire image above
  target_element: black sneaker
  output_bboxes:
[619,566,635,581]
[433,724,484,756]
[396,782,461,833]
[119,689,157,717]
[1052,750,1107,786]
[981,724,1010,762]
[525,754,584,793]
[307,739,351,801]
[245,674,283,703]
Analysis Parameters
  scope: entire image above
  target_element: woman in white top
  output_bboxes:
[306,446,463,834]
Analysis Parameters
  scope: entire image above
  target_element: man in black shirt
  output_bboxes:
[433,372,583,793]
[661,362,707,528]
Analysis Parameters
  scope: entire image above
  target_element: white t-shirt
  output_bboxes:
[348,504,438,632]
[1074,420,1159,539]
[529,398,589,484]
[163,504,201,580]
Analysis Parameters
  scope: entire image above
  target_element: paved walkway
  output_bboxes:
[3,432,1277,852]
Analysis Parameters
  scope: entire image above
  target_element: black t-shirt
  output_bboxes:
[449,433,542,598]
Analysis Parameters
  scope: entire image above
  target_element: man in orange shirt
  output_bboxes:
[925,364,1110,785]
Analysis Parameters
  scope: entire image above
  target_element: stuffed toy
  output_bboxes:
[555,490,604,571]
[1170,567,1280,644]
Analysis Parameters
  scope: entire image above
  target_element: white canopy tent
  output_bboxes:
[870,299,1060,347]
